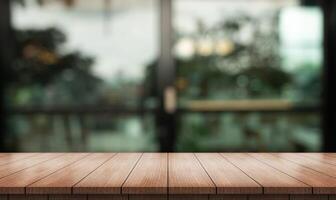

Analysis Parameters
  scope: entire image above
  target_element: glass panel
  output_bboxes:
[8,0,159,108]
[174,0,322,104]
[7,114,157,151]
[5,0,159,152]
[177,113,321,152]
[174,0,322,151]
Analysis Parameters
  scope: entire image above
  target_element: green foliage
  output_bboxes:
[173,14,292,100]
[7,27,103,106]
[166,13,320,151]
[292,63,321,101]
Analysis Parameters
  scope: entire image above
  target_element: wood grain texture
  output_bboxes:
[169,195,208,200]
[325,153,336,158]
[122,153,167,194]
[88,195,128,200]
[301,153,336,166]
[248,195,289,200]
[0,153,88,194]
[274,153,336,178]
[250,153,336,194]
[209,195,247,200]
[48,195,87,200]
[221,153,311,194]
[289,195,328,200]
[196,153,261,194]
[27,153,115,194]
[0,154,62,179]
[0,195,7,200]
[0,153,335,198]
[330,195,336,200]
[8,195,47,200]
[169,153,215,195]
[129,195,167,200]
[0,154,36,166]
[74,153,141,194]
[0,155,9,158]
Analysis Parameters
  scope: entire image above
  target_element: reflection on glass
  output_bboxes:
[5,0,159,152]
[177,113,321,152]
[9,0,158,108]
[174,0,322,151]
[174,0,322,104]
[8,114,157,152]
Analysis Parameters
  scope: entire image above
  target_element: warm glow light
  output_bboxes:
[175,37,195,59]
[196,38,213,56]
[215,39,235,56]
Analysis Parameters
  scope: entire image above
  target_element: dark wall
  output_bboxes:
[322,0,336,152]
[0,0,12,151]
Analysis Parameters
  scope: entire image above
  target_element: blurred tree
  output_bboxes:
[147,13,297,151]
[293,63,321,102]
[178,14,292,100]
[7,27,102,106]
[145,14,293,102]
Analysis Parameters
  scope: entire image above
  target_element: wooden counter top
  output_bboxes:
[0,153,335,200]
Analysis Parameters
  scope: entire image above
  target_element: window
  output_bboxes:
[174,0,322,151]
[6,0,159,151]
[2,0,325,152]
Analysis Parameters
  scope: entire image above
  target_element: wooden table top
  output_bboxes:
[0,153,335,197]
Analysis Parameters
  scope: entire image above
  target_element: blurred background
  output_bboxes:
[0,0,335,152]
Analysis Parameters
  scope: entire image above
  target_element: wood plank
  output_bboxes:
[129,195,167,200]
[196,153,261,194]
[221,153,311,194]
[0,153,88,194]
[122,153,167,194]
[275,153,336,177]
[300,153,336,166]
[48,195,87,200]
[248,195,289,200]
[88,195,128,200]
[168,153,215,195]
[330,195,336,200]
[8,195,47,200]
[74,153,141,194]
[0,153,335,198]
[0,195,7,200]
[169,195,208,200]
[325,153,336,158]
[289,195,328,200]
[209,195,247,200]
[27,153,115,194]
[0,154,36,166]
[250,153,336,194]
[0,154,63,179]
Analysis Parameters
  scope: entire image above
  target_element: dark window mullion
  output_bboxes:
[322,0,336,151]
[156,0,177,151]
